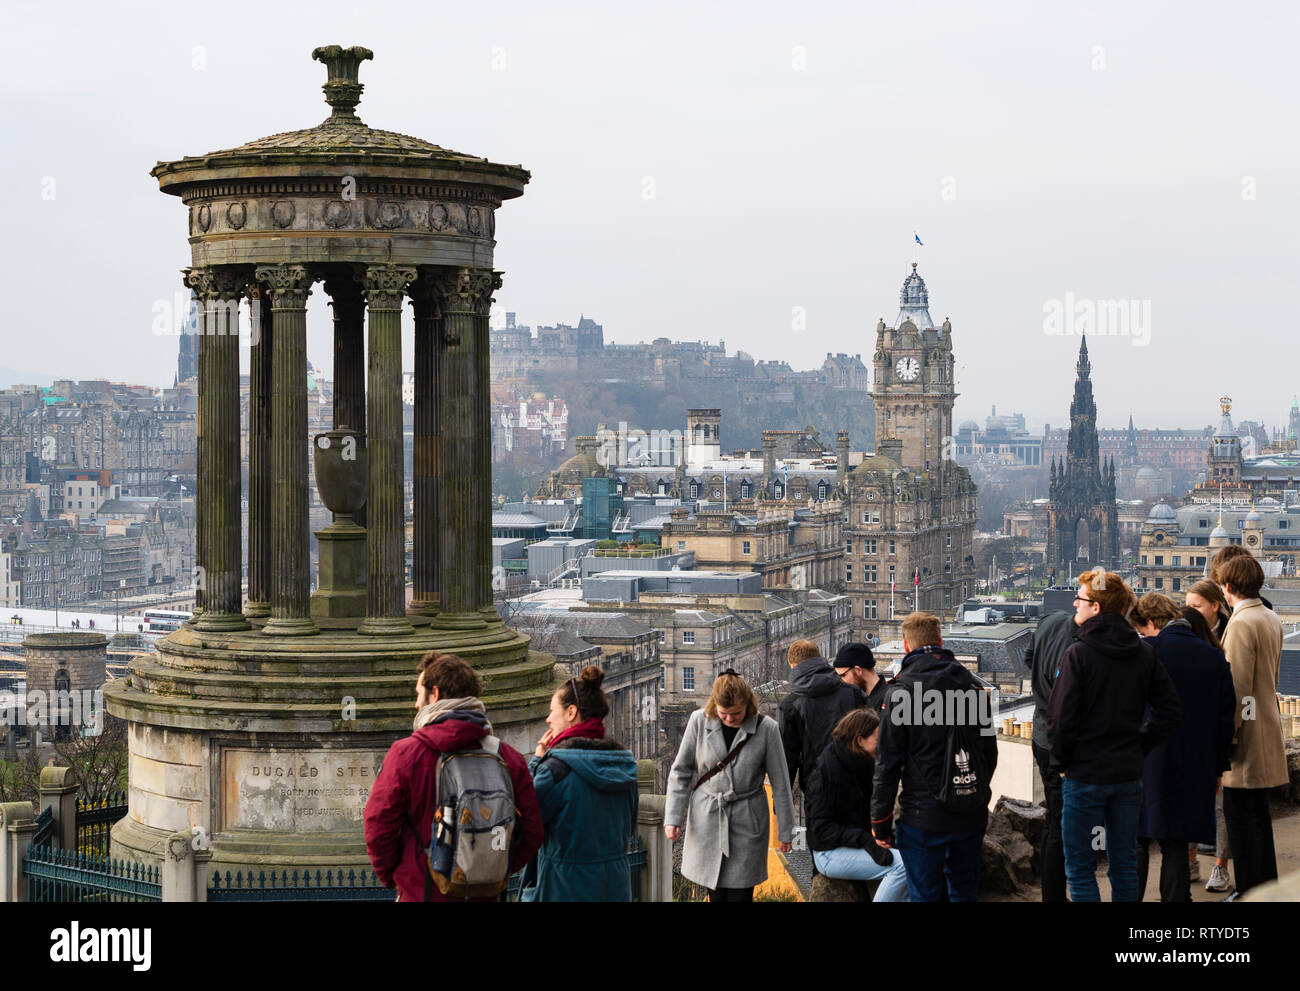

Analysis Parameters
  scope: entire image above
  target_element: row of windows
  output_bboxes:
[1142,554,1207,567]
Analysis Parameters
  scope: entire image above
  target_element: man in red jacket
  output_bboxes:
[364,652,544,902]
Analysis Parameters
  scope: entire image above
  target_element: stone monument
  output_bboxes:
[103,46,555,875]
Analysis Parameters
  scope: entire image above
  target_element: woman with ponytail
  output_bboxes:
[522,665,639,901]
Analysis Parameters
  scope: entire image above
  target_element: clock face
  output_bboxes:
[1247,534,1258,546]
[896,356,920,382]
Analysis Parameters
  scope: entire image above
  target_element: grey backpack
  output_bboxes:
[425,736,517,899]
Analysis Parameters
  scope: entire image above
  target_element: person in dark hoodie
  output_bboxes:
[1047,569,1182,903]
[806,707,910,901]
[1023,594,1077,902]
[779,639,867,793]
[364,652,544,902]
[871,611,998,902]
[1128,592,1235,903]
[522,665,639,901]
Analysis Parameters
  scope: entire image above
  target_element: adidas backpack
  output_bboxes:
[426,736,517,899]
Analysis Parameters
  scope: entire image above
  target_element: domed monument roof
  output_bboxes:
[151,46,529,202]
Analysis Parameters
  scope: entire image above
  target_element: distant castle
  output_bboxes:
[490,313,870,393]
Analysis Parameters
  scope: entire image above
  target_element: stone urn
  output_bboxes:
[313,427,368,526]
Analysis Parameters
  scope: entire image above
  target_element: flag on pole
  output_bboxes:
[914,231,924,246]
[914,568,920,587]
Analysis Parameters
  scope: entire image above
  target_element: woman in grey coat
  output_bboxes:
[664,671,796,902]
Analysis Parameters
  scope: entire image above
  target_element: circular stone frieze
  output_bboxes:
[323,200,349,228]
[376,201,404,229]
[226,202,247,229]
[196,204,212,232]
[270,200,296,228]
[467,207,482,234]
[429,203,448,231]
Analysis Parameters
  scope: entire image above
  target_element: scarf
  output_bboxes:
[547,717,606,749]
[413,695,492,733]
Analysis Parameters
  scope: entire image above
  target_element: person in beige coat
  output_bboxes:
[1218,554,1286,896]
[664,671,796,902]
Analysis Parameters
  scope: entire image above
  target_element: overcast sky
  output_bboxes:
[4,0,1297,433]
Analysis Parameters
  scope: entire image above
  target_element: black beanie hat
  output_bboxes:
[834,641,875,670]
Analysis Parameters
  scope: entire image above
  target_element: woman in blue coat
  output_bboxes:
[523,665,639,901]
[1129,593,1236,902]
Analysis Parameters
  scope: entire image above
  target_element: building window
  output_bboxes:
[659,630,666,643]
[741,482,750,498]
[945,534,952,548]
[1172,556,1181,566]
[742,541,751,554]
[690,483,699,498]
[864,599,877,619]
[889,539,896,555]
[845,565,852,582]
[683,667,695,692]
[659,667,665,691]
[682,631,695,645]
[774,484,783,499]
[865,539,876,554]
[677,541,685,551]
[864,565,877,583]
[1141,555,1147,564]
[1199,519,1208,528]
[1172,578,1181,591]
[818,483,827,500]
[845,540,852,554]
[1154,556,1163,565]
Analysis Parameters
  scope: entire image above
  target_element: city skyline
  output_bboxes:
[5,2,1297,430]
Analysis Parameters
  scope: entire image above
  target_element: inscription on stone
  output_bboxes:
[222,748,383,832]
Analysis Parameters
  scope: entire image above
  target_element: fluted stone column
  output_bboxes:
[256,264,318,637]
[326,272,366,530]
[434,267,500,629]
[408,274,440,616]
[245,283,273,619]
[186,266,249,632]
[358,264,415,636]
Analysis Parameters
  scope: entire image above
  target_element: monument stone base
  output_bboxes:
[104,623,558,878]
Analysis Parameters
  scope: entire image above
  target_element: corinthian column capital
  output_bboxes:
[361,264,417,310]
[255,264,313,307]
[184,265,246,301]
[433,267,501,316]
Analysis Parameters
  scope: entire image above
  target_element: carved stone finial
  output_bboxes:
[311,45,375,122]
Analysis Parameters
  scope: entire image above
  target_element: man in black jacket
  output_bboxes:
[834,641,889,712]
[1024,601,1077,902]
[871,612,998,902]
[779,639,867,793]
[1047,569,1182,902]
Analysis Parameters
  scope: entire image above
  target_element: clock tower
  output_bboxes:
[872,263,956,472]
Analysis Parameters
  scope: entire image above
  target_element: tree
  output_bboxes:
[0,747,42,805]
[51,713,128,802]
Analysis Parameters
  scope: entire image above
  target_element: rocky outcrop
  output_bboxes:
[981,797,1042,895]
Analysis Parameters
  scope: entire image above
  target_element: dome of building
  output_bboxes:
[1245,507,1262,522]
[1210,524,1229,539]
[1145,502,1176,523]
[1137,466,1159,480]
[894,263,935,330]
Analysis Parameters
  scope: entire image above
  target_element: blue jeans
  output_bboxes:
[893,821,985,902]
[1062,777,1142,902]
[812,846,911,902]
